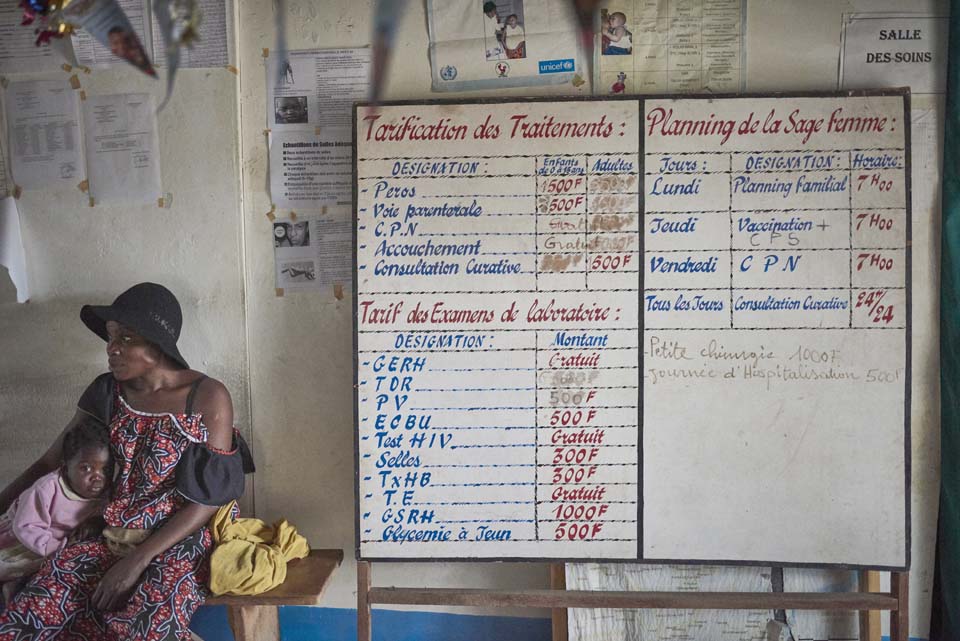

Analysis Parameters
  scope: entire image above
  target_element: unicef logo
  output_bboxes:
[562,60,574,71]
[440,65,457,81]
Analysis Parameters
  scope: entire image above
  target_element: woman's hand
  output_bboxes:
[91,551,149,611]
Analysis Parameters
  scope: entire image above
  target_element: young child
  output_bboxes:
[603,11,632,55]
[0,418,111,604]
[503,14,525,59]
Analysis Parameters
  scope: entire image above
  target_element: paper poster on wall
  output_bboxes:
[272,213,352,294]
[0,131,9,198]
[427,0,584,91]
[268,129,352,210]
[0,197,30,303]
[265,48,369,211]
[266,48,370,130]
[568,564,773,641]
[82,93,162,204]
[840,13,948,94]
[66,0,155,74]
[0,3,66,74]
[150,0,229,68]
[5,80,83,191]
[593,0,745,95]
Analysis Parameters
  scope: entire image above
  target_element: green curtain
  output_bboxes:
[936,4,960,640]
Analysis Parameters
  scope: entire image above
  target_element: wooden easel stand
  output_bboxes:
[357,562,908,641]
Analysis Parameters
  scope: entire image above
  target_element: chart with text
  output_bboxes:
[354,93,909,567]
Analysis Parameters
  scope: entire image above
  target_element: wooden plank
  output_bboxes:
[225,605,279,641]
[550,564,568,641]
[858,570,881,641]
[367,588,900,611]
[206,549,343,606]
[890,571,909,641]
[358,561,372,641]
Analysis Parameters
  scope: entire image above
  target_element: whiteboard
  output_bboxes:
[353,92,910,568]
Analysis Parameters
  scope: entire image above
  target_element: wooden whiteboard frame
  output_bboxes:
[353,89,912,570]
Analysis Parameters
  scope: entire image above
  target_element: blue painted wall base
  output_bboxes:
[190,605,552,641]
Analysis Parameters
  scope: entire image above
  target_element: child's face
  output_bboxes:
[277,98,306,123]
[65,446,110,500]
[608,14,624,28]
[289,222,308,246]
[507,16,517,26]
[485,9,497,17]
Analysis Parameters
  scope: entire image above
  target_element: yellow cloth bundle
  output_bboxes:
[208,501,310,596]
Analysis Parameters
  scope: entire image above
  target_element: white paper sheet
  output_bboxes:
[268,128,352,211]
[0,197,29,303]
[840,13,948,94]
[568,564,772,641]
[0,3,64,74]
[266,48,370,131]
[273,213,352,294]
[265,48,369,212]
[71,0,154,69]
[593,0,745,95]
[427,0,584,91]
[0,121,9,198]
[151,0,230,68]
[5,80,83,191]
[82,93,162,204]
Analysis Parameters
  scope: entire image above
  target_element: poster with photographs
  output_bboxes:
[594,0,745,96]
[272,214,352,294]
[265,48,369,212]
[427,0,584,91]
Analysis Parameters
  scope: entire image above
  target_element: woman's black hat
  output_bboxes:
[80,282,189,369]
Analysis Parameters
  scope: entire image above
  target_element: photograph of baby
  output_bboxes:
[274,96,308,125]
[280,261,316,283]
[483,1,526,61]
[601,9,633,55]
[273,221,310,247]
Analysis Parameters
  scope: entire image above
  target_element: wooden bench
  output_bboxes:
[204,549,343,641]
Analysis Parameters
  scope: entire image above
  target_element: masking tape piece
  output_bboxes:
[68,74,81,89]
[262,48,269,58]
[88,196,95,207]
[333,283,344,300]
[78,180,89,193]
[289,211,297,221]
[571,74,585,87]
[263,128,271,135]
[275,287,284,297]
[13,185,22,199]
[321,205,327,215]
[82,66,91,74]
[314,126,322,135]
[0,77,8,88]
[79,90,86,101]
[265,204,276,221]
[225,65,239,75]
[158,197,165,208]
[61,63,73,72]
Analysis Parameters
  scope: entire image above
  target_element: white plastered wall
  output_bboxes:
[0,0,945,633]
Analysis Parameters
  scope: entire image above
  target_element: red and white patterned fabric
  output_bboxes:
[0,385,212,641]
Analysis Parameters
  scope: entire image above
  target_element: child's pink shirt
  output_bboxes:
[0,470,103,557]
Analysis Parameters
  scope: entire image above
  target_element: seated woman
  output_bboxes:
[0,282,251,640]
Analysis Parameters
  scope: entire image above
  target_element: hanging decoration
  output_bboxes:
[153,0,201,108]
[20,0,155,76]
